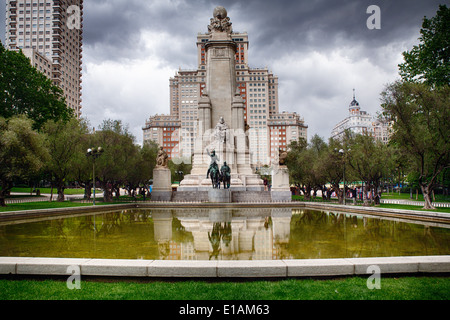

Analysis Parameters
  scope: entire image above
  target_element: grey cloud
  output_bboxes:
[1,0,445,144]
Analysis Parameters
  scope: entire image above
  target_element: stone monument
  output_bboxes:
[178,6,264,192]
[151,147,172,201]
[271,148,291,202]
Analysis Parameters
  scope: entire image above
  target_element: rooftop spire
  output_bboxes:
[350,89,360,108]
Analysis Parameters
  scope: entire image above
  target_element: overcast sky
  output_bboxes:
[1,0,446,145]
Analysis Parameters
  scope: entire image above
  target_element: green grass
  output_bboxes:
[0,201,130,213]
[10,187,86,195]
[382,192,450,203]
[0,277,449,300]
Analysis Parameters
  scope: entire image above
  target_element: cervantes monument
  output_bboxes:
[178,6,264,192]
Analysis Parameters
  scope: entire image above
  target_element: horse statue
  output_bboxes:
[207,162,221,189]
[220,162,231,189]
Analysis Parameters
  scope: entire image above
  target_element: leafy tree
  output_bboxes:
[169,157,192,184]
[381,81,449,209]
[399,5,449,87]
[42,118,87,201]
[69,121,96,200]
[0,43,73,130]
[286,136,327,200]
[317,137,347,204]
[93,119,140,202]
[347,133,393,206]
[123,140,160,196]
[0,116,49,206]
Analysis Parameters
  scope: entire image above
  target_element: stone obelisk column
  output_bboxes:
[205,10,236,130]
[179,6,263,192]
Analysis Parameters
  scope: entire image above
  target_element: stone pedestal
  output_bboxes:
[271,166,291,202]
[208,188,231,203]
[151,168,172,201]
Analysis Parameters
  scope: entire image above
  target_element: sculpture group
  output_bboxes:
[207,150,231,189]
[152,6,290,202]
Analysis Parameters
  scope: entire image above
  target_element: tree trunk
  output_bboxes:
[363,183,370,206]
[0,194,6,207]
[420,184,435,210]
[0,181,13,207]
[57,186,65,202]
[85,184,92,200]
[102,182,113,203]
[321,186,327,200]
[304,186,312,201]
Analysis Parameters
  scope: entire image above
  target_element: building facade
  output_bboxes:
[143,20,306,165]
[268,112,308,161]
[5,0,84,117]
[331,90,391,143]
[142,115,181,159]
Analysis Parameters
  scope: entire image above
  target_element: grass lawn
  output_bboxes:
[0,201,133,213]
[0,276,449,300]
[382,192,450,203]
[10,187,86,195]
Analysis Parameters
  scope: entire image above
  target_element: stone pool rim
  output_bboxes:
[1,256,449,278]
[1,201,449,225]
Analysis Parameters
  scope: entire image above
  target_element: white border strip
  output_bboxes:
[1,256,449,278]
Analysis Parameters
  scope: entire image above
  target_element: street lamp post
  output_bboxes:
[339,149,346,205]
[86,147,104,206]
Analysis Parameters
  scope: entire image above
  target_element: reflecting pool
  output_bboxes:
[0,208,449,260]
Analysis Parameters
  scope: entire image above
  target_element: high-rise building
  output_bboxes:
[143,9,306,166]
[5,0,84,117]
[331,90,391,143]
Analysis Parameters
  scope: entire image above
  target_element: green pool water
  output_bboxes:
[0,208,449,260]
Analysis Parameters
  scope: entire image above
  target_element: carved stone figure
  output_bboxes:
[214,117,229,143]
[279,148,288,166]
[208,149,220,166]
[156,146,169,168]
[208,6,232,34]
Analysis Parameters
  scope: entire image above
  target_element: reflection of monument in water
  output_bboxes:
[178,6,264,192]
[152,208,292,260]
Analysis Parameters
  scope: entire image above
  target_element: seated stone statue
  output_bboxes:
[156,147,169,168]
[279,148,288,166]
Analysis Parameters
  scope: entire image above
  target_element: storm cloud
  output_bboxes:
[1,0,445,144]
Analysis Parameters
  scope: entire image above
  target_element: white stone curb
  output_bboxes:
[1,256,449,278]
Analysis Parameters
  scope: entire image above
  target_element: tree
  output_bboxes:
[42,118,87,201]
[347,133,393,206]
[399,5,449,87]
[123,141,160,197]
[381,81,450,209]
[0,43,73,130]
[0,116,49,206]
[318,137,347,204]
[286,136,327,201]
[94,119,139,202]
